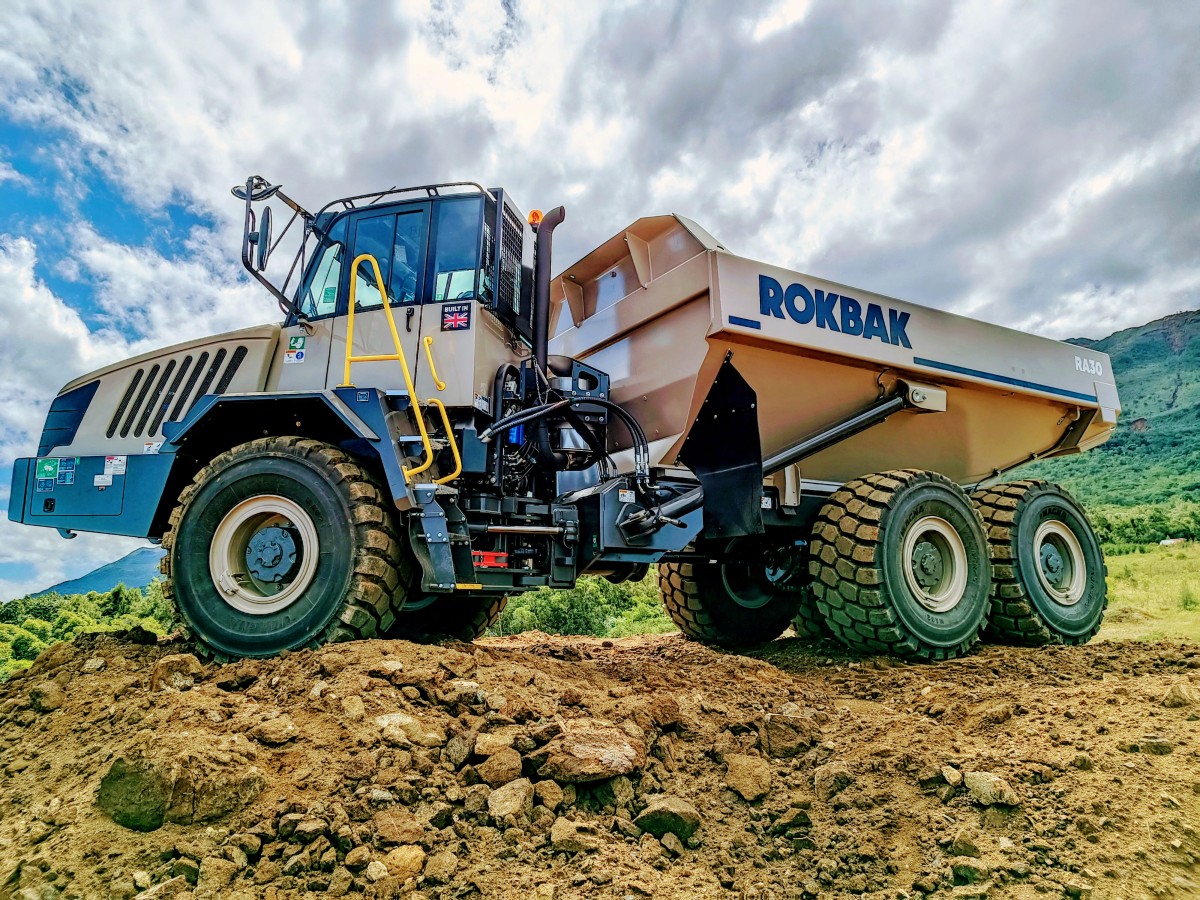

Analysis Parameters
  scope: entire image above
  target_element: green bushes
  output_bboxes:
[0,581,177,679]
[493,570,675,638]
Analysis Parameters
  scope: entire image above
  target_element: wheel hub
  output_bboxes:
[912,540,944,588]
[1040,543,1065,586]
[245,526,298,584]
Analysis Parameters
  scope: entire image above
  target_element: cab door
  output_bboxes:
[413,196,486,405]
[326,203,431,392]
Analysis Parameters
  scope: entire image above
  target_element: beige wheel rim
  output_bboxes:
[902,515,969,614]
[1033,519,1086,606]
[208,495,320,615]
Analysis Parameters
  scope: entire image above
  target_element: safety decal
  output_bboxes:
[35,458,60,480]
[59,457,76,472]
[94,474,113,487]
[104,455,127,476]
[285,334,307,364]
[36,478,55,493]
[441,302,471,331]
[143,441,163,454]
[57,470,74,485]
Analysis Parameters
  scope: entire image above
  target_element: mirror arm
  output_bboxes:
[234,176,311,325]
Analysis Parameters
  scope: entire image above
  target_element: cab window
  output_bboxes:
[351,207,429,309]
[297,216,347,319]
[431,197,483,303]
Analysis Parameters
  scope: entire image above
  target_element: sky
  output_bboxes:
[0,0,1197,598]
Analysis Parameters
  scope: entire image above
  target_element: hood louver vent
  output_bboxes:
[105,345,249,440]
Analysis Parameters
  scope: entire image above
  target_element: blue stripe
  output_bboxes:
[913,357,1096,402]
[729,316,761,330]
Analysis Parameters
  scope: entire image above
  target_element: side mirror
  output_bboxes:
[255,206,272,271]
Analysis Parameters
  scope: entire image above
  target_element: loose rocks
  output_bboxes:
[150,654,203,692]
[551,817,601,852]
[634,796,701,841]
[725,754,771,802]
[28,681,65,712]
[487,777,534,820]
[813,760,854,801]
[964,771,1019,807]
[537,721,647,783]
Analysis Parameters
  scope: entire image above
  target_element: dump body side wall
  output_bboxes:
[550,216,1120,487]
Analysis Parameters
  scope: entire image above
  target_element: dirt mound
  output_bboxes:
[1,630,1199,899]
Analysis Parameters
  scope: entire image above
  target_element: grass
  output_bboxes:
[1099,542,1200,643]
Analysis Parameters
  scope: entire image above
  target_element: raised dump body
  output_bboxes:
[549,215,1120,487]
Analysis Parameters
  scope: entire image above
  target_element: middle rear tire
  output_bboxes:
[386,592,509,642]
[809,469,991,661]
[657,538,808,648]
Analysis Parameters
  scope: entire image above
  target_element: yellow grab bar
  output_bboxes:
[423,335,446,391]
[427,398,463,485]
[339,254,435,480]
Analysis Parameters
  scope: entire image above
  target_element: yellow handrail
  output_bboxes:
[427,398,463,485]
[422,336,447,391]
[340,254,435,480]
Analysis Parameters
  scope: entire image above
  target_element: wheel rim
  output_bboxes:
[901,515,969,613]
[1033,519,1086,606]
[208,495,320,615]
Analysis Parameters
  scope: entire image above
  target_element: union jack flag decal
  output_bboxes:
[441,302,472,332]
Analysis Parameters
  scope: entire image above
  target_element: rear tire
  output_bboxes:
[809,470,991,661]
[386,593,508,642]
[971,480,1107,645]
[657,538,807,648]
[162,437,406,659]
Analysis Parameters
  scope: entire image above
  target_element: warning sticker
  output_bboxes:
[94,474,113,487]
[59,457,77,472]
[104,455,127,475]
[36,458,60,480]
[36,478,55,493]
[56,470,74,485]
[143,441,163,454]
[289,335,307,350]
[284,349,306,364]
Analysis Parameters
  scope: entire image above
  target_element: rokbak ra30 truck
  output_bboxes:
[8,177,1120,660]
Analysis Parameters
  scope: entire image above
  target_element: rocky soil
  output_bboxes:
[1,629,1199,900]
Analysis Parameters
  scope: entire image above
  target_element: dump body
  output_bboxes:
[549,216,1120,487]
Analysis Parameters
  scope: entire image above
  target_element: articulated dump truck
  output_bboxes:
[9,177,1121,661]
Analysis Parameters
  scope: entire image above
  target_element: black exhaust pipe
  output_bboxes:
[532,206,566,372]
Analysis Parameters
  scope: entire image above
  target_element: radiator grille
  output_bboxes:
[106,344,248,440]
[499,205,523,316]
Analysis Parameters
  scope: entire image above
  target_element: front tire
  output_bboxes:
[162,437,406,659]
[809,470,991,661]
[657,538,808,648]
[971,481,1106,645]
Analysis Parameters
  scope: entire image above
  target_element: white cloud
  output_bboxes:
[0,236,144,598]
[0,159,24,185]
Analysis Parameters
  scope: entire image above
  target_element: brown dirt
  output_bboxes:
[1,630,1199,899]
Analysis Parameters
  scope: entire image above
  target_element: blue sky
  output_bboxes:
[0,0,1197,597]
